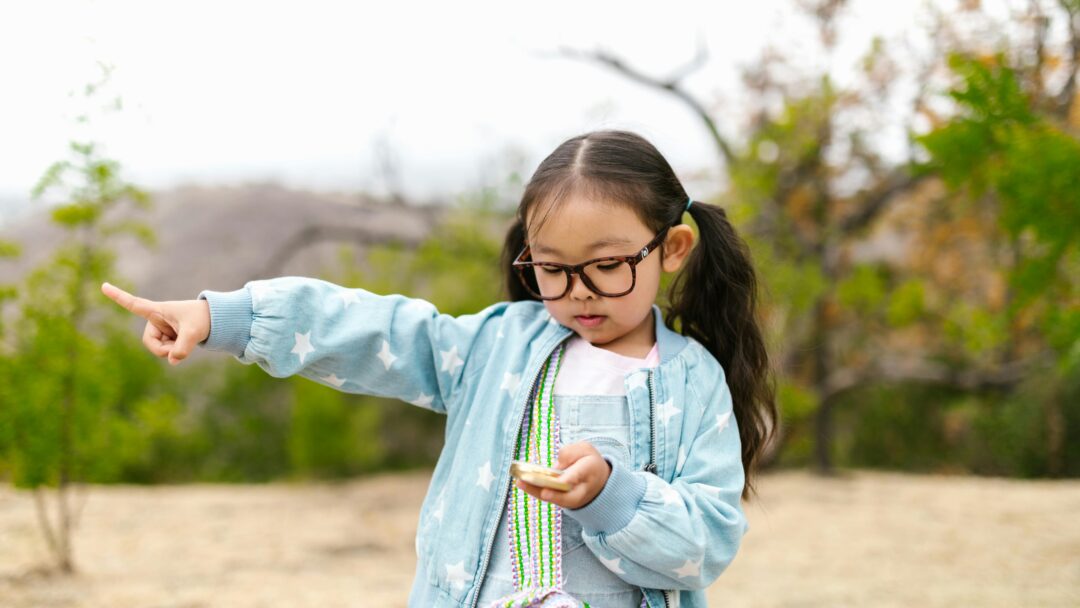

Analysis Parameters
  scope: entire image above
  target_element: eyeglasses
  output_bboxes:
[512,226,671,300]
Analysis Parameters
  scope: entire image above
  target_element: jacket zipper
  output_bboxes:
[641,369,670,608]
[644,369,658,474]
[467,332,572,608]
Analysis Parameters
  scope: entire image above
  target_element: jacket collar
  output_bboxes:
[652,303,690,364]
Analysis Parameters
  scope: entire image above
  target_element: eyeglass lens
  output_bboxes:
[531,259,633,298]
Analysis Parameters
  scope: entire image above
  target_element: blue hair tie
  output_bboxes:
[685,197,693,211]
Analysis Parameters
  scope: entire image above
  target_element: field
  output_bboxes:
[1,469,1077,607]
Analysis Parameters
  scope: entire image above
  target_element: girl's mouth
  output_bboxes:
[575,315,605,328]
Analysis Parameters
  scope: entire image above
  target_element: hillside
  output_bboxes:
[0,182,446,360]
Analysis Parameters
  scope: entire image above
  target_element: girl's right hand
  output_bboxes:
[100,281,211,366]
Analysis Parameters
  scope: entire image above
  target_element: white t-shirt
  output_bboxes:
[553,334,660,396]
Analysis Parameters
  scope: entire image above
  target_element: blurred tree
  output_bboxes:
[559,0,1080,475]
[5,1,1075,502]
[559,0,928,472]
[0,62,162,574]
[0,207,26,468]
[919,49,1079,475]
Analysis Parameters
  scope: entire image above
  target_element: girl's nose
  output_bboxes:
[567,272,596,300]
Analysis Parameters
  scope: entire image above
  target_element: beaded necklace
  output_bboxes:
[484,343,584,607]
[485,342,652,608]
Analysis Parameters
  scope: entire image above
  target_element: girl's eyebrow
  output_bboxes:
[531,237,634,256]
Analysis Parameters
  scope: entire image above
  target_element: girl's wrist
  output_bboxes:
[564,456,646,534]
[196,286,252,356]
[582,458,613,508]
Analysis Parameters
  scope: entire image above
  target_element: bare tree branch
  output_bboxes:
[823,352,1045,399]
[767,153,823,257]
[70,481,90,532]
[839,170,932,234]
[548,46,737,168]
[1029,0,1050,103]
[373,131,407,206]
[32,488,60,563]
[662,36,710,84]
[260,223,432,278]
[1056,0,1080,117]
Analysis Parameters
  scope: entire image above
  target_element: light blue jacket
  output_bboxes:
[196,276,749,608]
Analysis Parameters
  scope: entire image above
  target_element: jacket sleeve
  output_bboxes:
[562,363,749,591]
[195,275,506,416]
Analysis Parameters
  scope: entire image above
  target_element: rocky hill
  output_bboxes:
[0,182,445,299]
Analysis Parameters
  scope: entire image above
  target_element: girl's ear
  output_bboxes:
[660,224,695,272]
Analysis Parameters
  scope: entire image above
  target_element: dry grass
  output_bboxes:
[1,468,1077,607]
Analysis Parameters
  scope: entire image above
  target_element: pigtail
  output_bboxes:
[665,200,777,502]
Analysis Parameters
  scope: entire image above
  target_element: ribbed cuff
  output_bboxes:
[563,456,647,534]
[196,287,252,357]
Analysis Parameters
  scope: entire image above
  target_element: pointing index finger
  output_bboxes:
[101,281,159,321]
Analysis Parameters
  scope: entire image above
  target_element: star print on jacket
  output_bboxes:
[319,373,346,388]
[598,554,626,574]
[377,339,397,370]
[444,561,472,591]
[716,410,732,433]
[657,399,681,425]
[500,371,521,394]
[476,461,495,491]
[409,392,434,408]
[626,372,648,392]
[338,289,361,309]
[659,485,681,506]
[248,282,277,306]
[291,331,314,364]
[673,557,703,579]
[440,345,464,376]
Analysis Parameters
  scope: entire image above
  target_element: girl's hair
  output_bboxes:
[500,129,777,502]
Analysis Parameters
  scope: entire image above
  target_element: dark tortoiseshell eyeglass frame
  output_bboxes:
[511,226,672,300]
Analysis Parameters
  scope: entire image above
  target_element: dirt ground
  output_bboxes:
[1,468,1077,607]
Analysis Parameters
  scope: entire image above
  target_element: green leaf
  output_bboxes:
[29,161,71,199]
[0,240,22,258]
[100,219,158,248]
[50,202,100,227]
[886,280,925,327]
[837,264,887,313]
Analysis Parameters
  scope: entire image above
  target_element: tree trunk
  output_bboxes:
[811,295,835,474]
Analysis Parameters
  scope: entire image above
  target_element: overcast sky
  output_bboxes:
[1,0,935,209]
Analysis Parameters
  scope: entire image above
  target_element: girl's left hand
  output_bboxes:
[514,441,611,509]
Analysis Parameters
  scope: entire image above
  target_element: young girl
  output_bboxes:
[101,129,776,608]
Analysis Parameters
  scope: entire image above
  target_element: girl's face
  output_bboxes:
[524,195,693,356]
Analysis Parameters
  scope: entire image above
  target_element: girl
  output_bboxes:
[101,129,777,608]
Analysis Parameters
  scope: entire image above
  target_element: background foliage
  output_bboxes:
[1,2,1078,507]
